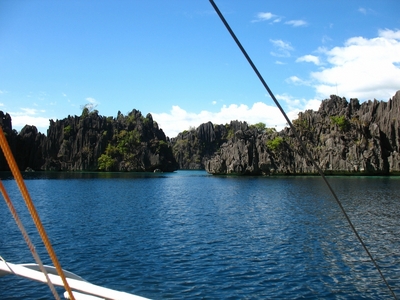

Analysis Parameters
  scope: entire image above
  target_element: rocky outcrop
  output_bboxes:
[205,91,400,175]
[16,125,46,171]
[42,110,178,172]
[0,111,16,170]
[170,121,247,169]
[0,109,178,172]
[2,91,399,175]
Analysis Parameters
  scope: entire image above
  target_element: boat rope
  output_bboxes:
[209,1,397,299]
[0,181,61,300]
[0,126,76,300]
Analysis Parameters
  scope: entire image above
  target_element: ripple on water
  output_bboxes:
[0,172,399,299]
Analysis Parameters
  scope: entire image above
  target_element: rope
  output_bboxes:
[0,127,76,300]
[208,1,398,299]
[0,180,61,300]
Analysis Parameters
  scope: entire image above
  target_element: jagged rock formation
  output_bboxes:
[0,112,46,171]
[2,91,399,175]
[0,109,178,172]
[205,91,400,175]
[170,121,248,169]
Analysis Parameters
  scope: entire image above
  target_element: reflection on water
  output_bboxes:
[0,171,399,299]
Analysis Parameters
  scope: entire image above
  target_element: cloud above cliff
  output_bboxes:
[8,108,52,132]
[152,102,290,138]
[151,95,323,138]
[295,29,400,100]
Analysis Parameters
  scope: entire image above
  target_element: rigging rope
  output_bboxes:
[0,180,61,300]
[0,126,76,300]
[209,1,397,299]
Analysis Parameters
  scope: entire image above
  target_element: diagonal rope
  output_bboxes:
[209,1,397,299]
[0,181,61,300]
[0,126,76,300]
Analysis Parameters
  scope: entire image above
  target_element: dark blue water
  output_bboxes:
[0,171,399,299]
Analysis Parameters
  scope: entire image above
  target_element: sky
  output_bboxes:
[1,0,399,138]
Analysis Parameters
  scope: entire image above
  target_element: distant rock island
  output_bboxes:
[1,91,399,175]
[0,109,178,172]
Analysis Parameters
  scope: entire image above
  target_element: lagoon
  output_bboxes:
[1,171,399,299]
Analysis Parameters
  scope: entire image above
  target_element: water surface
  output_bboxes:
[0,171,399,299]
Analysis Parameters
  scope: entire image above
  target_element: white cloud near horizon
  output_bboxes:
[151,96,325,138]
[12,115,51,132]
[9,97,321,138]
[293,29,400,101]
[152,103,292,138]
[6,107,53,133]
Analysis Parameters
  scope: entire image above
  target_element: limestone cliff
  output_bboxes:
[1,91,399,175]
[205,91,400,175]
[170,121,247,169]
[0,109,178,172]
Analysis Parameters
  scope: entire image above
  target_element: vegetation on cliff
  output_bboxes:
[1,91,399,175]
[205,91,400,175]
[0,109,178,172]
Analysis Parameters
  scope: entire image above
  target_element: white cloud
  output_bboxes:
[270,39,294,57]
[286,76,309,86]
[296,54,320,65]
[7,108,52,133]
[12,115,51,133]
[0,103,3,107]
[285,20,307,27]
[378,29,400,40]
[309,29,400,100]
[20,108,40,115]
[270,39,293,50]
[252,12,281,23]
[152,103,288,138]
[275,94,322,122]
[257,12,275,20]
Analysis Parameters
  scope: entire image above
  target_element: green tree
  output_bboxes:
[250,122,266,131]
[266,136,284,151]
[98,154,115,171]
[63,125,72,139]
[330,115,349,131]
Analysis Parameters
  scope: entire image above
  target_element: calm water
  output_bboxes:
[0,171,399,299]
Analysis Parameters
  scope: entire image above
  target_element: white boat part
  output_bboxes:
[0,259,149,300]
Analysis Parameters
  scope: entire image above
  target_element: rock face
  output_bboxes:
[205,91,400,175]
[2,91,399,175]
[0,112,46,171]
[170,121,247,169]
[0,109,178,172]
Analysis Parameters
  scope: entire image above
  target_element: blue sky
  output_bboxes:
[1,0,399,138]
